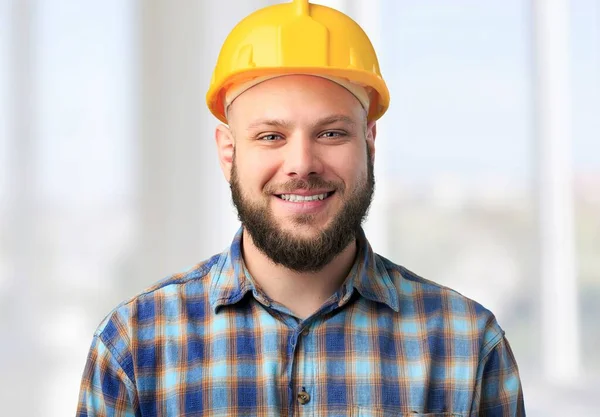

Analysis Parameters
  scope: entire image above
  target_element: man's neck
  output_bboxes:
[241,229,358,320]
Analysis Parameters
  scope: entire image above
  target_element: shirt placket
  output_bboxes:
[261,292,344,417]
[288,322,315,417]
[290,297,343,417]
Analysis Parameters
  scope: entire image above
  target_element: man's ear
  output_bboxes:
[366,121,377,164]
[215,124,235,183]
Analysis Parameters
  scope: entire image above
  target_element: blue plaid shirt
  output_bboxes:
[77,227,525,416]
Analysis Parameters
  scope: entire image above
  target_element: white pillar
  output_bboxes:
[135,1,273,282]
[136,1,228,282]
[4,1,41,414]
[532,0,580,384]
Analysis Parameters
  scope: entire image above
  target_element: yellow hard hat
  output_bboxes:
[206,0,390,123]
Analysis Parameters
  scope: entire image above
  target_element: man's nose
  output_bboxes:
[282,134,324,178]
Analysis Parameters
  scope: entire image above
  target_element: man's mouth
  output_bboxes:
[275,191,335,202]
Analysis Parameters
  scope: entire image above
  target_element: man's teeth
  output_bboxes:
[280,193,328,202]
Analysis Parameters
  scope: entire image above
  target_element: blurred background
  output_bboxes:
[1,0,598,415]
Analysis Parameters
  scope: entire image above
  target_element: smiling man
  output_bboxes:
[77,1,525,416]
[217,75,378,319]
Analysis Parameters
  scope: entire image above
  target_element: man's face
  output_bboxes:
[222,75,376,272]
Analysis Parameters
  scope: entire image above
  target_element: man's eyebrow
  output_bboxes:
[246,119,294,131]
[246,115,357,131]
[311,114,357,129]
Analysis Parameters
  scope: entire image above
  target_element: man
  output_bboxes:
[77,0,525,416]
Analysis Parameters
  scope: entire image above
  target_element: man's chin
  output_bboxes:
[278,217,331,237]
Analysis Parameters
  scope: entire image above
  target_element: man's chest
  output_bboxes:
[131,302,477,416]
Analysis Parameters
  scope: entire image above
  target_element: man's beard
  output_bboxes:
[230,146,375,272]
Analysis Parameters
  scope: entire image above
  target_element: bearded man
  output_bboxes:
[77,1,525,416]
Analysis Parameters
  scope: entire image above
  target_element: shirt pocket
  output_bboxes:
[353,409,464,417]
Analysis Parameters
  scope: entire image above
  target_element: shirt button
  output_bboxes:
[297,391,310,405]
[302,329,309,336]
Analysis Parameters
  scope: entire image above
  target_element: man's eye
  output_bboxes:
[320,131,345,138]
[259,134,282,141]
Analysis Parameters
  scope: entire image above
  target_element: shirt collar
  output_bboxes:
[209,226,399,313]
[339,227,400,312]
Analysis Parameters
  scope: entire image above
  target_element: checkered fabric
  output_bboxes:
[77,227,525,416]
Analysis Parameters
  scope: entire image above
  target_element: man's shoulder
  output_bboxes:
[92,252,223,339]
[376,254,505,351]
[378,254,493,310]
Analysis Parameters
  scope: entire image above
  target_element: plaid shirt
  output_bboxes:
[77,227,525,416]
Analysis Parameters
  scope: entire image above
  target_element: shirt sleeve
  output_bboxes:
[76,336,139,417]
[470,335,526,417]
